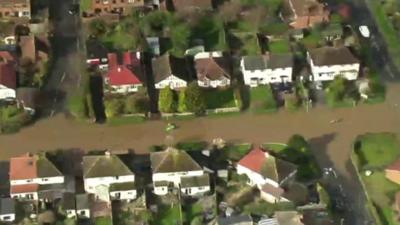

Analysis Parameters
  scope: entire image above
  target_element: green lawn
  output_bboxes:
[107,116,146,126]
[80,0,92,12]
[354,133,400,169]
[95,216,112,225]
[223,143,252,161]
[176,141,208,151]
[262,143,287,153]
[153,204,182,225]
[243,200,295,217]
[249,85,277,113]
[184,201,204,224]
[353,133,400,225]
[269,39,291,53]
[205,88,236,109]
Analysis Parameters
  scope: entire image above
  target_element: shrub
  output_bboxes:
[185,82,206,115]
[125,91,150,114]
[158,87,177,113]
[0,105,32,134]
[178,89,188,113]
[105,98,125,118]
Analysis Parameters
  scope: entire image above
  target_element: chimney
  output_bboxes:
[105,150,111,157]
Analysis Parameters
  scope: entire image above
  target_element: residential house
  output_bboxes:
[0,198,15,222]
[76,194,92,219]
[0,51,16,100]
[0,0,30,19]
[9,153,65,201]
[236,147,297,203]
[169,0,213,12]
[307,46,360,82]
[105,52,144,93]
[282,0,329,29]
[83,152,136,202]
[90,0,145,15]
[150,147,210,196]
[217,215,253,225]
[86,39,109,70]
[385,159,400,185]
[194,52,231,88]
[152,53,189,90]
[241,53,293,87]
[61,193,76,219]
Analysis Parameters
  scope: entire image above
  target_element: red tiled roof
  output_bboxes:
[10,184,39,194]
[238,147,268,173]
[10,154,37,180]
[123,52,141,67]
[386,159,400,171]
[0,51,15,62]
[108,66,142,86]
[0,63,16,89]
[108,53,118,68]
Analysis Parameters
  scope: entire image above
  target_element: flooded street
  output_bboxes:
[1,83,400,181]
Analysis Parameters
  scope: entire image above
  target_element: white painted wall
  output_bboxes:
[0,213,15,222]
[308,54,360,82]
[194,51,223,59]
[109,84,142,94]
[10,176,64,186]
[10,192,38,201]
[152,170,203,187]
[181,186,210,196]
[155,75,187,89]
[240,59,293,87]
[154,186,168,195]
[77,209,90,219]
[84,175,135,193]
[236,164,279,189]
[109,190,137,201]
[0,86,15,100]
[66,210,76,218]
[198,77,230,88]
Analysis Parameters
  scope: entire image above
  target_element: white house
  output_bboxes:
[0,198,15,222]
[308,46,360,82]
[9,153,65,201]
[76,194,92,219]
[105,52,143,94]
[241,54,293,87]
[83,152,136,202]
[236,147,297,203]
[194,52,231,88]
[150,147,210,196]
[152,53,189,90]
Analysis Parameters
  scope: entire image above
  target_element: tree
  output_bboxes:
[89,19,108,37]
[218,0,242,24]
[287,134,310,156]
[326,76,347,102]
[125,90,150,114]
[185,82,206,115]
[158,87,177,113]
[105,98,125,118]
[170,23,191,56]
[178,89,188,112]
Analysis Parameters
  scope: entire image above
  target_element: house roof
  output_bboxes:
[109,182,135,192]
[195,55,231,81]
[10,154,37,180]
[172,0,213,11]
[237,147,297,183]
[36,155,63,178]
[86,38,108,60]
[386,159,400,171]
[181,174,209,188]
[217,215,253,225]
[309,47,359,66]
[83,154,134,178]
[150,147,202,173]
[0,198,15,215]
[261,183,284,198]
[107,52,144,86]
[243,54,293,71]
[76,194,91,210]
[275,211,305,225]
[19,35,36,61]
[10,184,39,194]
[62,193,76,210]
[0,60,16,89]
[151,53,189,83]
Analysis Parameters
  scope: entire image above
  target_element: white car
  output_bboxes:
[359,25,370,38]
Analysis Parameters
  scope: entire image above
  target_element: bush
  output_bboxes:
[159,87,177,113]
[185,82,207,115]
[0,105,32,134]
[105,98,125,118]
[178,89,188,113]
[125,91,150,114]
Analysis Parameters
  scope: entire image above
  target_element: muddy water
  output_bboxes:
[1,84,400,180]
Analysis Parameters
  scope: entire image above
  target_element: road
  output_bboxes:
[44,0,83,114]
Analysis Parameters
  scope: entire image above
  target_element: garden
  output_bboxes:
[352,133,400,225]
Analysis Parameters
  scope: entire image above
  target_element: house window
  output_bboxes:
[42,178,49,182]
[26,179,32,183]
[115,193,121,199]
[23,11,29,16]
[27,194,33,199]
[198,187,204,190]
[80,211,86,216]
[127,192,132,194]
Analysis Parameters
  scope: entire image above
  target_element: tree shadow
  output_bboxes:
[0,160,9,196]
[308,133,337,169]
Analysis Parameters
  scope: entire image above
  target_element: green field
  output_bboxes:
[205,88,236,109]
[249,85,277,113]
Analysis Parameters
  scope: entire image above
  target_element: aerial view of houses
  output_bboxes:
[0,0,400,225]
